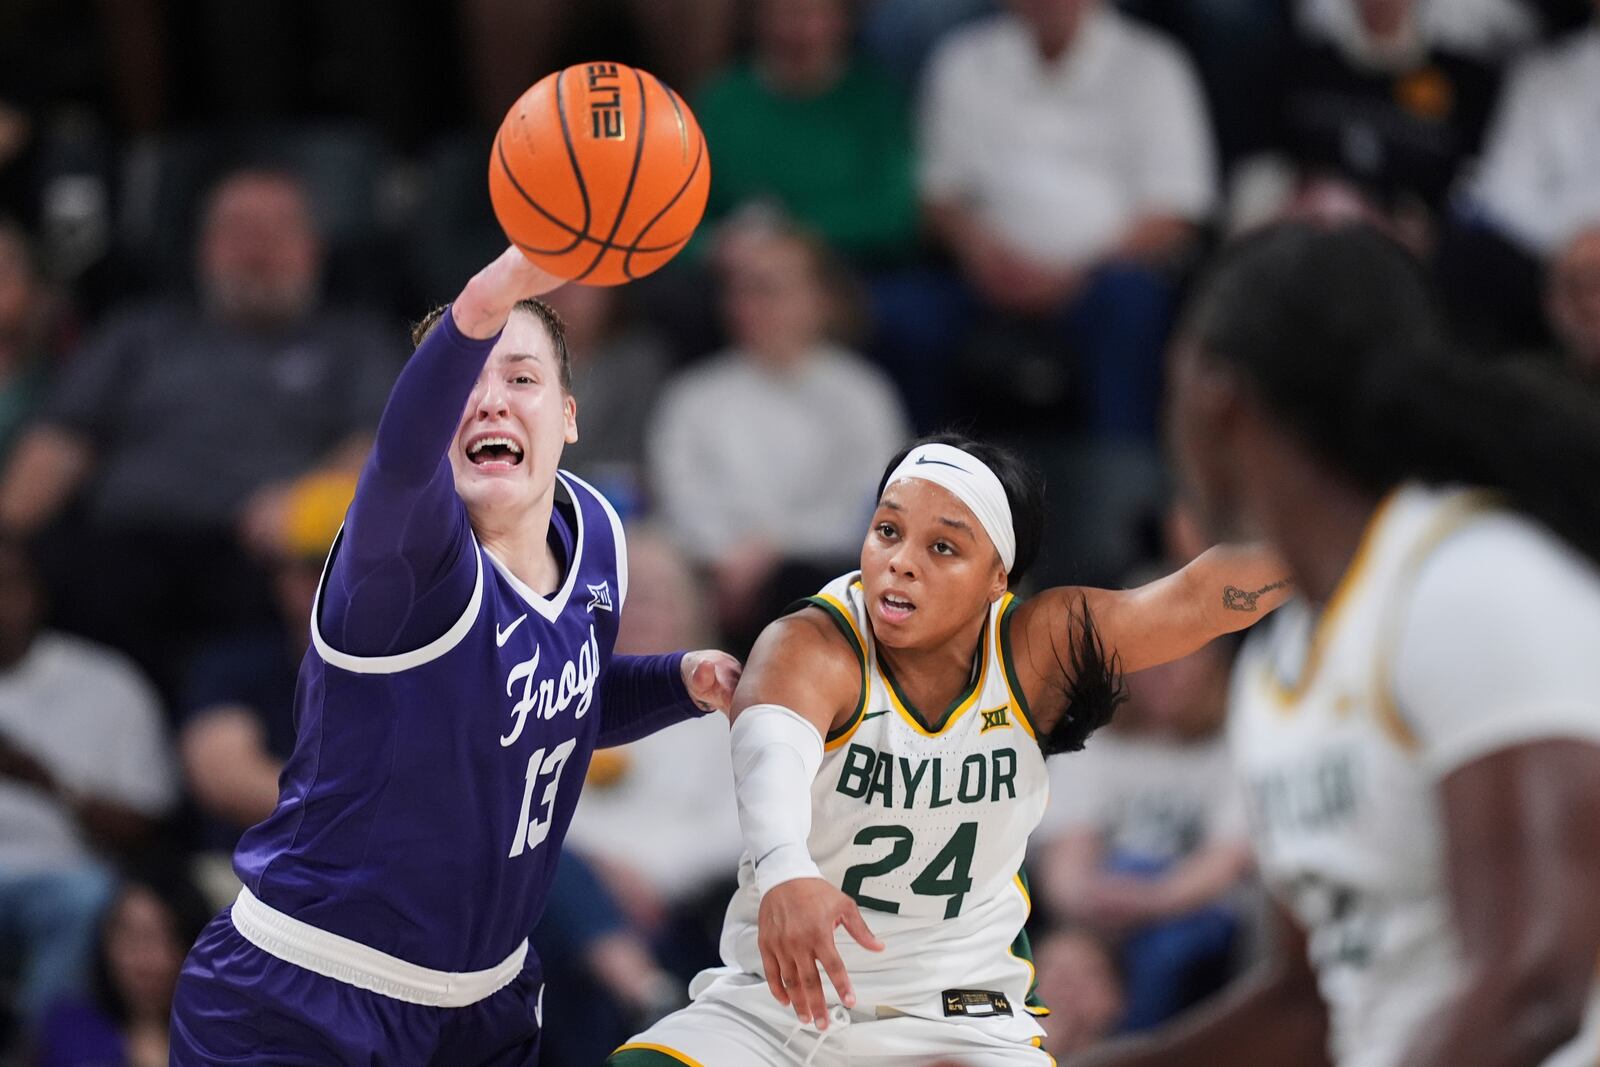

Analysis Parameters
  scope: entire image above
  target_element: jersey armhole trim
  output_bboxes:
[559,469,628,610]
[999,595,1041,742]
[1373,491,1500,754]
[797,595,870,750]
[309,528,485,675]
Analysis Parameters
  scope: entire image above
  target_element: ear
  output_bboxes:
[988,560,1009,604]
[563,392,579,445]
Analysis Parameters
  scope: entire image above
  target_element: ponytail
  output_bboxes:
[1184,222,1600,567]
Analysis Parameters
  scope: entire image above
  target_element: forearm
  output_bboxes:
[596,653,703,748]
[366,307,494,486]
[1404,975,1588,1067]
[1075,956,1328,1067]
[1181,543,1294,637]
[0,426,92,532]
[1112,214,1197,266]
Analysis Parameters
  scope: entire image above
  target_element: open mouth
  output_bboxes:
[879,594,916,623]
[466,434,524,468]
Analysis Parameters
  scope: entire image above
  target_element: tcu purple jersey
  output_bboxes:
[234,470,626,974]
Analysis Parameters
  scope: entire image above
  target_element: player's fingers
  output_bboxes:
[761,944,790,1006]
[793,951,828,1028]
[840,902,885,953]
[817,941,856,1010]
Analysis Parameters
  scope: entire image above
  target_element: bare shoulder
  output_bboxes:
[731,607,865,737]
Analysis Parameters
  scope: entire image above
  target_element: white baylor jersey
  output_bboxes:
[1231,484,1600,1067]
[702,572,1051,1040]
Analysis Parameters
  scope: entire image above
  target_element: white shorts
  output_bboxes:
[617,972,1055,1067]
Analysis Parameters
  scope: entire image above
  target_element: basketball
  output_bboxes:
[489,62,711,286]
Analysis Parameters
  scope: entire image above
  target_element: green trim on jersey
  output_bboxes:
[999,597,1045,742]
[1013,866,1051,1017]
[798,595,869,742]
[877,611,991,734]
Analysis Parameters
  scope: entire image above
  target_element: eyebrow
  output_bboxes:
[878,498,974,535]
[504,352,543,364]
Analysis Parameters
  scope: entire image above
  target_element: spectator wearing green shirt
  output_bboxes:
[694,0,919,269]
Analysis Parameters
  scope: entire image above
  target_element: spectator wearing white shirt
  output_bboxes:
[0,536,177,1039]
[1035,629,1252,1032]
[916,0,1217,441]
[648,219,911,647]
[1444,4,1600,350]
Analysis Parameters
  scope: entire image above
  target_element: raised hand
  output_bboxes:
[758,877,884,1029]
[453,247,570,340]
[681,649,742,715]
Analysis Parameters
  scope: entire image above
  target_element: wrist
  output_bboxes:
[755,845,824,897]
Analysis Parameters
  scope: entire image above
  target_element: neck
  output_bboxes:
[875,605,989,707]
[474,483,564,595]
[1256,468,1385,607]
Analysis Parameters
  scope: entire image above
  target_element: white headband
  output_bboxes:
[885,443,1016,573]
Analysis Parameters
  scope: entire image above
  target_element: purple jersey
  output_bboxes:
[234,470,627,974]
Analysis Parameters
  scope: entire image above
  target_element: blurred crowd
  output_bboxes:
[1,0,1598,1062]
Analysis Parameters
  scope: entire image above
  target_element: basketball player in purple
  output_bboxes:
[169,247,741,1065]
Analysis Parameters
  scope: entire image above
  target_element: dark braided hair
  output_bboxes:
[1182,222,1600,567]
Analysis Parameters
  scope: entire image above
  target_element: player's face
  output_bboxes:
[1167,341,1249,542]
[859,480,1009,651]
[450,311,577,520]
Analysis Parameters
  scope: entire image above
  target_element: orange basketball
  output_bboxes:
[489,62,711,286]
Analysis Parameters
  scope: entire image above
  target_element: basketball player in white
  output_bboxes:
[609,433,1292,1066]
[1076,223,1600,1067]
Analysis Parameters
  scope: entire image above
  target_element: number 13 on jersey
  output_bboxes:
[508,738,577,857]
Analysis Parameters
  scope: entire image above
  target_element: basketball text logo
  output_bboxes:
[980,707,1011,733]
[586,63,625,140]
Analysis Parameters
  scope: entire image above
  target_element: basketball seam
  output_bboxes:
[623,79,708,280]
[572,66,650,283]
[554,68,594,245]
[494,134,586,256]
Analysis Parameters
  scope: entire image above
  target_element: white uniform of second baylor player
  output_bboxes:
[1230,484,1600,1067]
[620,571,1056,1065]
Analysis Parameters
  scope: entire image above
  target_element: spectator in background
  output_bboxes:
[0,168,398,694]
[1546,225,1600,386]
[648,218,910,648]
[33,862,213,1067]
[918,0,1216,441]
[1471,0,1600,258]
[695,0,918,269]
[0,536,177,1039]
[543,284,672,517]
[1035,622,1252,1032]
[177,472,355,902]
[1231,0,1504,253]
[1446,0,1600,349]
[0,221,61,467]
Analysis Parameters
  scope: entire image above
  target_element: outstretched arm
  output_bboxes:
[594,650,742,748]
[1019,543,1290,679]
[320,249,565,656]
[727,612,883,1031]
[1073,902,1330,1067]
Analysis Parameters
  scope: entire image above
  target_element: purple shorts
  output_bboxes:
[170,909,544,1066]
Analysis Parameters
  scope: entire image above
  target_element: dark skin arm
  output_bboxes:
[1011,543,1292,729]
[1402,739,1600,1067]
[1074,901,1331,1067]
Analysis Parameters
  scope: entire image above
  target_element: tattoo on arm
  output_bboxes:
[1223,579,1291,612]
